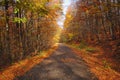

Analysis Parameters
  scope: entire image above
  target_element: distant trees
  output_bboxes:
[0,0,61,67]
[62,0,120,43]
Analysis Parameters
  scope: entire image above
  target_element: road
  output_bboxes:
[15,44,98,80]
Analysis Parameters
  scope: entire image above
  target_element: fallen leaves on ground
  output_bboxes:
[68,44,120,80]
[0,45,58,80]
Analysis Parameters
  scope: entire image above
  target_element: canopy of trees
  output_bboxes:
[0,0,62,66]
[61,0,120,43]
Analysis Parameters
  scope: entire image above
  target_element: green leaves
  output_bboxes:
[13,17,27,23]
[16,0,20,3]
[21,17,27,23]
[14,8,19,14]
[13,17,21,23]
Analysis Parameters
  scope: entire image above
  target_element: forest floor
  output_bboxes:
[0,42,120,80]
[0,44,97,80]
[0,44,58,80]
[69,39,120,80]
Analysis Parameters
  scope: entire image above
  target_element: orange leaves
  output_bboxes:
[61,58,76,63]
[81,6,88,12]
[80,4,101,15]
[0,46,57,80]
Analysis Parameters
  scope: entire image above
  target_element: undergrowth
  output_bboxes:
[85,47,98,53]
[103,60,111,69]
[71,42,98,53]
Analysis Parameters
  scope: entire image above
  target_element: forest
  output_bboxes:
[62,0,120,42]
[61,0,120,79]
[0,0,120,80]
[61,0,120,65]
[0,0,62,66]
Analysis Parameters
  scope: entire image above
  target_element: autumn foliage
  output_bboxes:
[61,0,120,43]
[0,0,62,67]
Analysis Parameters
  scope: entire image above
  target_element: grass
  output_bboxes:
[70,42,87,49]
[78,41,87,49]
[85,47,98,53]
[71,42,98,54]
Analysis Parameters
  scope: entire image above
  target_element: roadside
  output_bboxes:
[14,43,97,80]
[0,44,58,80]
[67,40,120,80]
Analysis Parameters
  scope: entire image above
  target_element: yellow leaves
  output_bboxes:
[68,33,74,40]
[53,34,61,43]
[32,0,48,10]
[67,14,72,18]
[85,10,89,15]
[66,14,73,22]
[64,13,74,28]
[45,0,61,10]
[53,27,62,43]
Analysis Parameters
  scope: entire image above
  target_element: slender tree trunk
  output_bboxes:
[5,0,11,63]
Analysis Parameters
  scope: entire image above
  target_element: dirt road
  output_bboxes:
[15,44,98,80]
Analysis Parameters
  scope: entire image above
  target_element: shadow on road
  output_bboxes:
[14,44,98,80]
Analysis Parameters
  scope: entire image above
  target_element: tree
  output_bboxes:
[0,0,62,67]
[62,0,120,43]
